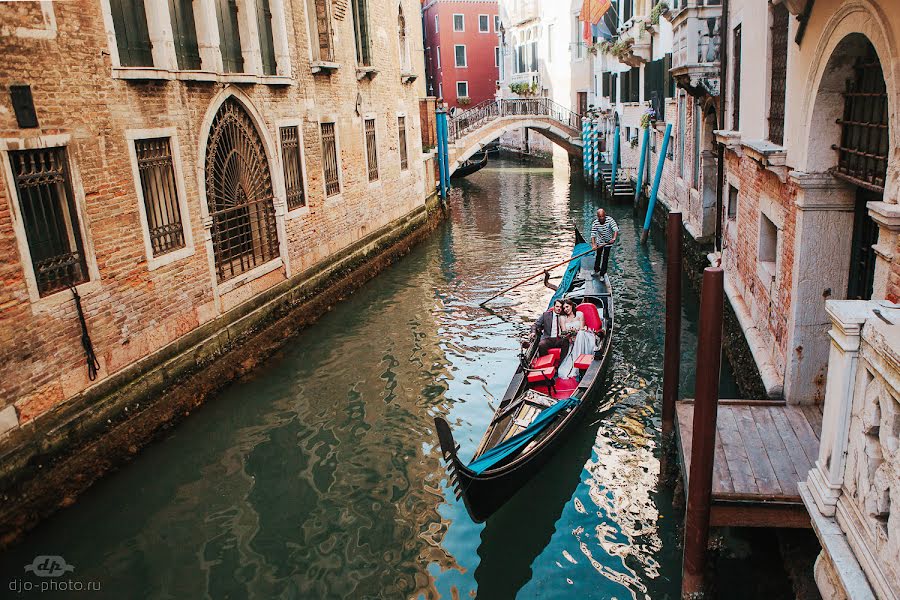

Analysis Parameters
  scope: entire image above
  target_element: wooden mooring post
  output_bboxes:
[661,212,682,440]
[681,267,724,598]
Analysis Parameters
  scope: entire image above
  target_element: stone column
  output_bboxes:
[866,201,900,301]
[782,172,855,404]
[146,0,178,71]
[699,149,717,238]
[805,300,876,517]
[194,0,224,72]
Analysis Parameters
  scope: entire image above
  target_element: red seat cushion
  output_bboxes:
[548,347,561,360]
[576,303,602,332]
[574,354,593,370]
[526,366,556,383]
[531,347,562,369]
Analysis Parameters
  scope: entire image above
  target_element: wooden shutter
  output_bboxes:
[109,0,153,67]
[169,0,201,70]
[257,0,277,75]
[216,0,244,73]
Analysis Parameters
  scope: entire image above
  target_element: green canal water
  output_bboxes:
[1,157,795,599]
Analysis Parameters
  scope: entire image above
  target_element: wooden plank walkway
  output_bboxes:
[675,399,823,528]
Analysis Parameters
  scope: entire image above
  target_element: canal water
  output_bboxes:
[1,156,793,599]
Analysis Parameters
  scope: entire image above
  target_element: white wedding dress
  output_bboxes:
[556,316,598,379]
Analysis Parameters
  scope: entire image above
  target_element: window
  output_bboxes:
[8,147,89,296]
[453,14,464,32]
[280,126,306,210]
[693,101,701,188]
[134,138,187,256]
[727,184,738,219]
[306,0,335,62]
[434,14,438,33]
[436,50,441,69]
[548,24,554,62]
[479,15,489,33]
[169,0,201,70]
[256,0,277,75]
[438,82,442,98]
[205,99,279,281]
[602,72,611,97]
[352,0,372,66]
[494,16,500,32]
[732,24,742,129]
[320,122,341,196]
[216,0,244,72]
[398,8,411,72]
[758,213,778,282]
[109,0,153,67]
[456,81,468,98]
[678,93,686,176]
[594,75,598,97]
[455,44,467,67]
[398,116,408,171]
[666,133,674,160]
[364,118,378,182]
[610,73,617,103]
[573,16,583,60]
[495,46,500,67]
[768,4,788,144]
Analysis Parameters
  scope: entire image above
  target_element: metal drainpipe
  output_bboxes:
[715,0,730,254]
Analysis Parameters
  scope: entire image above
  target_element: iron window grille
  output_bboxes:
[398,116,409,171]
[205,99,280,281]
[216,0,244,73]
[280,126,306,210]
[9,147,89,296]
[109,0,153,67]
[365,118,379,182]
[352,0,372,66]
[321,122,341,196]
[169,0,201,70]
[256,0,277,75]
[135,138,186,256]
[834,45,888,193]
[768,3,789,145]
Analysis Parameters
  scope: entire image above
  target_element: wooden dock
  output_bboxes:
[675,399,822,528]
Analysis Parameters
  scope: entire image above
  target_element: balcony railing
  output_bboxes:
[447,98,583,143]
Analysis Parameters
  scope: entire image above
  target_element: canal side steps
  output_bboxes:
[675,399,823,529]
[599,165,636,201]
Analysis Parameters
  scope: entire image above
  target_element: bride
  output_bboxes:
[557,299,598,379]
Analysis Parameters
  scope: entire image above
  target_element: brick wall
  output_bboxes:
[0,0,429,430]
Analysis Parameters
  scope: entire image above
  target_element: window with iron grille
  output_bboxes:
[109,0,153,67]
[216,0,244,72]
[732,25,742,129]
[256,0,277,75]
[205,99,280,281]
[352,0,372,66]
[768,3,788,145]
[280,126,306,210]
[835,44,888,192]
[365,118,379,182]
[306,0,334,62]
[321,122,341,196]
[169,0,201,70]
[398,116,408,171]
[135,138,186,257]
[9,147,89,296]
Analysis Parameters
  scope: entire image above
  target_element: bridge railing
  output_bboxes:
[448,98,583,143]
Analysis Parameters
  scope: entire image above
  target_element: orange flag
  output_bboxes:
[590,0,612,24]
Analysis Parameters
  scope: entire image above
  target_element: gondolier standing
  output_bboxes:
[591,208,618,276]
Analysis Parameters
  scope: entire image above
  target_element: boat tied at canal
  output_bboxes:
[435,228,615,522]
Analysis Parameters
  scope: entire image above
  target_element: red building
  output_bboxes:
[422,0,499,109]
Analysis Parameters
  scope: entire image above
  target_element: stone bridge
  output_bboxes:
[447,98,584,175]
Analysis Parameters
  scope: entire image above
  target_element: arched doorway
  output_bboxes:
[205,98,280,282]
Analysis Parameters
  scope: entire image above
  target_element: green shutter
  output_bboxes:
[109,0,153,67]
[169,0,201,70]
[216,0,244,72]
[257,0,277,75]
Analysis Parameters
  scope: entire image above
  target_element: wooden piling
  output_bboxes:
[681,267,724,599]
[662,212,683,440]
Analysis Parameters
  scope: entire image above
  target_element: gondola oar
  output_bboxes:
[478,246,600,307]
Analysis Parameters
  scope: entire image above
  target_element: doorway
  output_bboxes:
[847,187,879,300]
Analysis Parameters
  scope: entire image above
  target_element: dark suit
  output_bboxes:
[531,310,570,360]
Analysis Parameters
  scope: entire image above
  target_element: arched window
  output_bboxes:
[398,6,410,72]
[205,98,280,281]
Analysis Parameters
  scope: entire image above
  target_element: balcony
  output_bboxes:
[670,0,721,98]
[619,18,652,67]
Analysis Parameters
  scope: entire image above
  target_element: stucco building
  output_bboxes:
[0,0,434,537]
[422,0,499,109]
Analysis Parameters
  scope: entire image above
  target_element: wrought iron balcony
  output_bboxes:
[670,0,721,98]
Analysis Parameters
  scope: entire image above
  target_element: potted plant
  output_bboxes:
[650,1,670,26]
[640,106,658,129]
[458,96,472,106]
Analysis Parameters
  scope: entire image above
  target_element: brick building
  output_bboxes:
[0,0,432,524]
[423,0,499,108]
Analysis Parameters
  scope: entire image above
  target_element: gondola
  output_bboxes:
[450,151,488,179]
[435,228,615,522]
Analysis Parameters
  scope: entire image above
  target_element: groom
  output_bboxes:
[530,299,570,360]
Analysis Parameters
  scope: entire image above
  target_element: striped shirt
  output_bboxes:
[590,216,619,245]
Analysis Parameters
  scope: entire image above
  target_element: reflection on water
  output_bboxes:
[2,156,738,599]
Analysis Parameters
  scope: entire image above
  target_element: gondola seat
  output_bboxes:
[576,303,603,332]
[526,366,556,384]
[530,347,561,369]
[574,354,594,370]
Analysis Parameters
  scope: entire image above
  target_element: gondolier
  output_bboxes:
[590,208,618,276]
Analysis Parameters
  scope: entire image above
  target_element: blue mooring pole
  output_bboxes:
[435,108,449,200]
[641,123,673,243]
[634,126,650,206]
[582,119,590,183]
[608,126,620,198]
